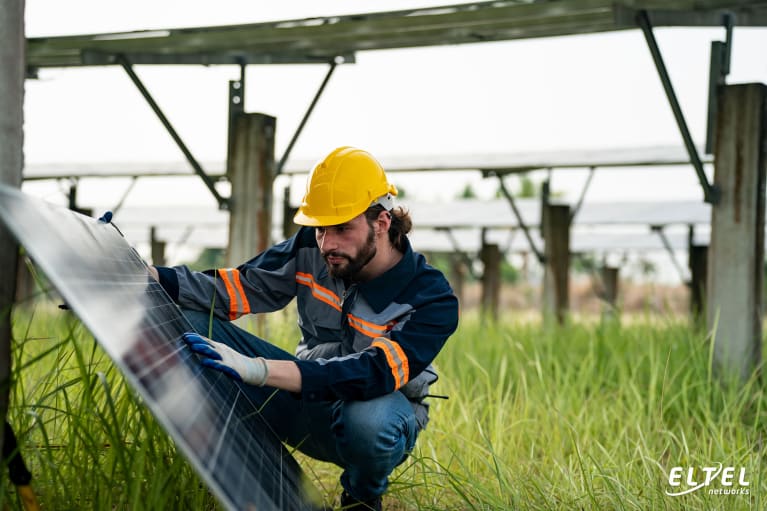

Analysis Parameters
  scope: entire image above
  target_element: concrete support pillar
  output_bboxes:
[227,113,276,266]
[542,204,570,325]
[480,242,501,322]
[0,0,25,461]
[707,83,766,381]
[150,226,166,267]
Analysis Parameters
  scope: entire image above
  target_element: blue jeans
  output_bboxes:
[183,309,419,501]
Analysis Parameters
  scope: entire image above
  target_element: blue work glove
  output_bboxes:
[182,332,269,386]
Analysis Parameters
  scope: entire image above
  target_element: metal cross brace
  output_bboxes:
[637,10,720,205]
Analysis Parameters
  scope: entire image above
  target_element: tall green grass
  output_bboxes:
[7,305,217,510]
[3,304,765,510]
[386,315,766,510]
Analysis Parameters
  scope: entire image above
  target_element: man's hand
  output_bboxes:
[182,332,269,386]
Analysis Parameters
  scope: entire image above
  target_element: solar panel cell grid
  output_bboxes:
[0,184,319,511]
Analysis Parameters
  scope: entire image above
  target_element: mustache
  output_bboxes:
[322,251,350,260]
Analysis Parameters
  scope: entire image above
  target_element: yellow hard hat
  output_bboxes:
[294,146,398,227]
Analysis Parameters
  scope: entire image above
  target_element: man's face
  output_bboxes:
[316,214,377,280]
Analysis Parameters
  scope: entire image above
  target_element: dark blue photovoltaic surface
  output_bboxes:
[0,184,319,511]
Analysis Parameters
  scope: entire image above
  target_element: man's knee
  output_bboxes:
[334,395,418,464]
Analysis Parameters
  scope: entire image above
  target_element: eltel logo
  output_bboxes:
[666,463,750,496]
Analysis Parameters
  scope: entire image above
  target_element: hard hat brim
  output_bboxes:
[293,209,361,227]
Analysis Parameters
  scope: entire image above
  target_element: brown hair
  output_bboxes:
[365,205,412,252]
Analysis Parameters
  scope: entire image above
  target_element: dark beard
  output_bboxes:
[324,226,377,280]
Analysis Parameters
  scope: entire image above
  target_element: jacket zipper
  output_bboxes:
[340,285,357,336]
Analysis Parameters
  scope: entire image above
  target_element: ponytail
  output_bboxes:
[365,205,412,252]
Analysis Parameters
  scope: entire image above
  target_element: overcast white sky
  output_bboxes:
[20,1,767,207]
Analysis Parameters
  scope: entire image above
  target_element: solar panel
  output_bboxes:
[0,184,320,511]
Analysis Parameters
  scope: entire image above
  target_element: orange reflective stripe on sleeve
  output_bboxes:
[218,269,250,320]
[295,272,342,311]
[347,314,390,339]
[371,337,410,390]
[218,270,238,320]
[230,269,251,316]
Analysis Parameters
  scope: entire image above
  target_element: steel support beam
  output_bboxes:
[117,54,229,209]
[650,225,688,284]
[705,14,733,154]
[227,61,246,166]
[435,227,479,280]
[167,225,195,264]
[111,176,138,215]
[276,60,338,175]
[491,172,545,263]
[569,166,595,222]
[637,10,720,205]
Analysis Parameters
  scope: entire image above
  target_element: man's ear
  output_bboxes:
[376,210,392,234]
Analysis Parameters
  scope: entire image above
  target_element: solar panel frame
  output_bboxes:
[26,1,767,69]
[0,184,319,511]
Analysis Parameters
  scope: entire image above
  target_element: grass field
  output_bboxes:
[3,303,765,510]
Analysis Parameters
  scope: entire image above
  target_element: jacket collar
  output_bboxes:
[356,237,416,313]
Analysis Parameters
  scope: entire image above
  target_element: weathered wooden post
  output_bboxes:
[687,225,708,325]
[600,265,619,310]
[480,240,501,323]
[150,226,167,267]
[0,0,25,461]
[227,113,276,266]
[282,186,300,240]
[449,253,466,306]
[15,256,35,304]
[707,83,766,382]
[542,204,570,325]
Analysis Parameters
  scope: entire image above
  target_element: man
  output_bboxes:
[150,146,459,510]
